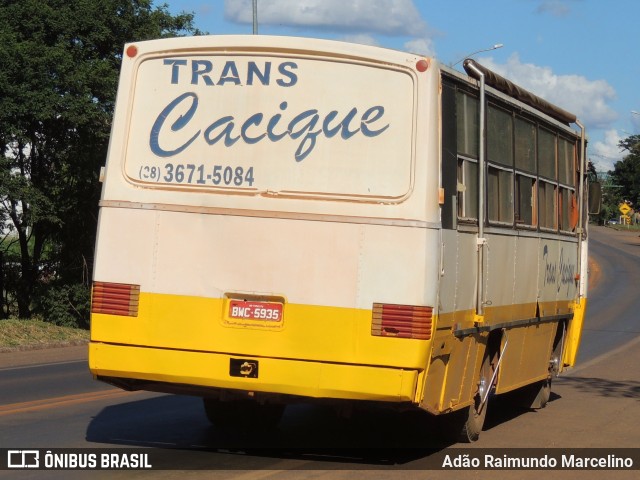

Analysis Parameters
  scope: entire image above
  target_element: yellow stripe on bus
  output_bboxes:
[89,342,419,402]
[90,292,432,369]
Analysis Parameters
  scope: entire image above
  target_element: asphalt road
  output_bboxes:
[1,225,639,479]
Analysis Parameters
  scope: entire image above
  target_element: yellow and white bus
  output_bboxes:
[89,36,596,442]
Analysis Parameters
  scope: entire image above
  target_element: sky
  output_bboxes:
[164,0,640,173]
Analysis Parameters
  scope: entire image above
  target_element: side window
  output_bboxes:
[538,180,557,230]
[558,137,575,187]
[457,157,478,220]
[559,187,572,231]
[487,105,513,167]
[538,127,557,231]
[487,105,514,224]
[558,137,577,232]
[515,117,537,227]
[488,165,513,224]
[451,87,578,235]
[516,174,536,226]
[538,128,557,181]
[456,91,479,158]
[515,117,536,173]
[456,91,479,223]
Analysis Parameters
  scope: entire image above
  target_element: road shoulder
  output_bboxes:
[0,343,88,369]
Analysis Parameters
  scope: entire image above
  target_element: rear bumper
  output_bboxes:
[89,342,419,403]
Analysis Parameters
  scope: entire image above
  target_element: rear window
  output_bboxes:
[123,53,417,202]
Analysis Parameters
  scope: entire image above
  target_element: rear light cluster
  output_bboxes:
[91,282,140,317]
[371,303,433,340]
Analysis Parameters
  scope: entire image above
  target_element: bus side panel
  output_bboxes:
[437,230,477,330]
[420,333,485,413]
[431,230,580,410]
[565,297,586,367]
[512,235,542,316]
[494,322,556,394]
[421,229,479,414]
[484,233,517,321]
[480,234,577,392]
[537,239,579,316]
[483,233,539,322]
[564,237,589,367]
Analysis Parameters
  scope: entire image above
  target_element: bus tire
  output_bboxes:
[203,398,285,432]
[459,349,498,443]
[513,378,551,409]
[530,378,551,409]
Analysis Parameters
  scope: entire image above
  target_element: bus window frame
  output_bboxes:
[447,73,581,238]
[486,161,515,227]
[457,154,479,223]
[538,179,558,233]
[515,171,538,229]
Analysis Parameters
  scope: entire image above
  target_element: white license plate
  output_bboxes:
[229,300,283,321]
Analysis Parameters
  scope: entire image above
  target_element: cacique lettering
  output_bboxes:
[542,245,576,295]
[149,94,390,162]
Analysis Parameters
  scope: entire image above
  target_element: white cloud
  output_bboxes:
[591,129,624,172]
[480,53,617,130]
[404,37,435,57]
[225,0,427,36]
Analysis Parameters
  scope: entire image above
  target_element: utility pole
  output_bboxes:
[252,0,258,34]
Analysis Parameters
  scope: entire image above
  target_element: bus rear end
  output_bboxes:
[89,36,441,426]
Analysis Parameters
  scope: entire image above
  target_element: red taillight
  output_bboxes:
[91,282,140,317]
[371,303,432,340]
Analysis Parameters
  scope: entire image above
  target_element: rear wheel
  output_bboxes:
[514,378,551,409]
[459,349,499,442]
[203,398,285,432]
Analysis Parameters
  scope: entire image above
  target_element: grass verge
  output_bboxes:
[606,223,640,232]
[0,318,89,351]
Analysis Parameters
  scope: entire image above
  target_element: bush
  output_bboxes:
[35,283,91,329]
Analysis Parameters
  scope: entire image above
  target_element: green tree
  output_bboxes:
[593,172,620,224]
[0,0,201,323]
[610,134,640,209]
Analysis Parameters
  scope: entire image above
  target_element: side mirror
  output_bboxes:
[588,181,602,215]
